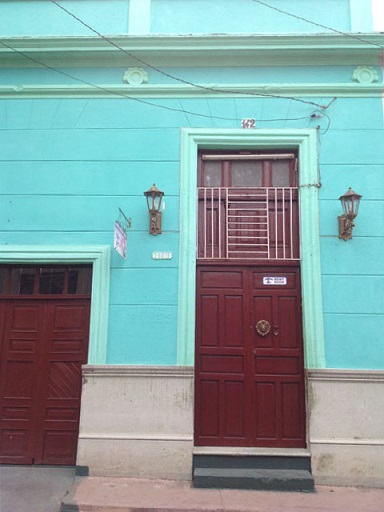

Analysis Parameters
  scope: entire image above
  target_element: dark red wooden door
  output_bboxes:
[0,266,91,465]
[194,265,306,448]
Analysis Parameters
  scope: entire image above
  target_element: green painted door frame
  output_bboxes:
[177,128,325,369]
[0,245,110,364]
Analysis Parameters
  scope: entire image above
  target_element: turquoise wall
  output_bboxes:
[0,0,130,36]
[1,91,383,369]
[151,0,351,34]
[0,0,354,36]
[318,97,384,370]
[0,66,360,87]
[0,0,383,370]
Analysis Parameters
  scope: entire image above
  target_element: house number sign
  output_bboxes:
[263,277,287,285]
[241,118,256,129]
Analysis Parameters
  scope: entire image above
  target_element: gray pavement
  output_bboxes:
[0,465,76,512]
[64,476,384,512]
[1,466,384,512]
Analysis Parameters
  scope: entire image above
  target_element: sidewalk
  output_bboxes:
[0,465,76,512]
[62,476,384,512]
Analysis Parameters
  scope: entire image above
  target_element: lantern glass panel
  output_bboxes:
[153,193,162,212]
[343,198,353,216]
[354,197,361,216]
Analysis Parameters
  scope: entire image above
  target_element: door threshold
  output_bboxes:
[193,447,311,457]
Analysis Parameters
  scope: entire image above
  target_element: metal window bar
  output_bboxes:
[210,187,214,259]
[197,187,299,261]
[202,154,295,161]
[290,190,293,260]
[282,188,286,260]
[274,187,278,259]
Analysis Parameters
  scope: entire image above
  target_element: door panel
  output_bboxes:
[254,381,276,439]
[0,302,44,463]
[224,380,246,437]
[195,266,306,448]
[0,299,90,465]
[250,269,305,447]
[33,301,90,465]
[195,268,248,446]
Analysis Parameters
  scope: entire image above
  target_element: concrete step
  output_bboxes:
[193,453,312,471]
[193,467,315,492]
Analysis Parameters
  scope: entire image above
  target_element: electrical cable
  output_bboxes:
[49,0,328,109]
[3,0,348,124]
[0,39,329,124]
[0,40,239,121]
[250,0,384,50]
[311,110,331,135]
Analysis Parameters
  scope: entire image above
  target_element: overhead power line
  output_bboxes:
[1,39,327,124]
[250,0,384,50]
[48,0,327,109]
[0,40,237,121]
[2,0,356,123]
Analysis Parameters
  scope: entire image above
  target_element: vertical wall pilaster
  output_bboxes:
[128,0,151,34]
[350,0,373,31]
[372,0,384,31]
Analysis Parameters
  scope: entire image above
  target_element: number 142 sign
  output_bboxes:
[241,118,256,129]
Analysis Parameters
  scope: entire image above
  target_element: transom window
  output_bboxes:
[197,151,299,261]
[0,265,92,297]
[198,151,298,188]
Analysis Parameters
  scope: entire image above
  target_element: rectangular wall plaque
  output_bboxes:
[263,277,287,285]
[152,252,173,260]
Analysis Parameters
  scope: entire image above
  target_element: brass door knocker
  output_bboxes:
[255,320,271,337]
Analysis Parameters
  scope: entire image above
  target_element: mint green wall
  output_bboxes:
[151,0,351,34]
[0,0,383,370]
[0,0,353,36]
[318,97,384,369]
[1,91,383,369]
[0,0,130,36]
[0,66,361,87]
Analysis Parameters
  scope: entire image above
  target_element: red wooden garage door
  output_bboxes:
[0,265,91,465]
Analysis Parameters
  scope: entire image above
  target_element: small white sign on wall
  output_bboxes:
[114,221,127,259]
[263,276,287,285]
[152,252,173,260]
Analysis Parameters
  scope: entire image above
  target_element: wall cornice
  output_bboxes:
[1,33,383,68]
[0,83,382,100]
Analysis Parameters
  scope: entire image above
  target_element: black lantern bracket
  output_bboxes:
[117,208,132,232]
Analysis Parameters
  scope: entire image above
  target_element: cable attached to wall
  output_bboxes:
[0,38,337,126]
[250,0,384,50]
[49,0,330,109]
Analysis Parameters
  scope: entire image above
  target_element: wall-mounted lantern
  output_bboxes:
[144,184,164,235]
[338,187,362,241]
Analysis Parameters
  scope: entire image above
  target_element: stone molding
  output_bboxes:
[352,65,379,83]
[1,34,383,67]
[307,369,384,382]
[123,67,148,85]
[311,438,384,446]
[1,83,383,99]
[78,433,193,441]
[82,365,194,378]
